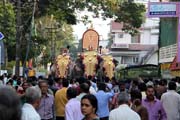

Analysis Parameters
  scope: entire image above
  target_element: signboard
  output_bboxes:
[148,2,180,62]
[0,32,4,40]
[148,2,178,17]
[0,41,4,64]
[178,18,180,62]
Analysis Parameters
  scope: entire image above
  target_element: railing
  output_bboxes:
[141,46,158,64]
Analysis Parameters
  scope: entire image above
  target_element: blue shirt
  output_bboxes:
[95,90,114,118]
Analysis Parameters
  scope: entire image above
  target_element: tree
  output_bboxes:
[6,0,145,75]
[115,1,146,35]
[0,2,16,66]
[36,0,145,35]
[35,16,76,65]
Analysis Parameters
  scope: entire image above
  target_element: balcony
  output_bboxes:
[111,43,129,49]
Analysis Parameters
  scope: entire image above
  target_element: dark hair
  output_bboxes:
[62,79,69,87]
[0,86,21,120]
[168,81,176,90]
[97,82,106,91]
[38,76,43,80]
[130,89,142,102]
[67,87,77,99]
[12,75,17,80]
[80,83,90,93]
[77,77,86,84]
[81,94,98,113]
[86,80,91,87]
[7,79,13,85]
[22,82,30,87]
[146,85,154,91]
[38,80,48,87]
[104,77,110,83]
[87,75,93,81]
[159,79,167,86]
[138,82,147,92]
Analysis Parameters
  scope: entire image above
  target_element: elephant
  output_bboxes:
[99,55,118,80]
[72,51,102,79]
[72,51,118,81]
[50,53,72,79]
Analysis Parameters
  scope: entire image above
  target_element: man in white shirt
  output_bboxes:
[21,86,41,120]
[109,92,140,120]
[161,81,180,120]
[65,87,83,120]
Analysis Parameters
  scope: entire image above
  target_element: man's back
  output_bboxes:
[161,90,180,120]
[109,104,140,120]
[55,87,68,117]
[65,98,83,120]
[22,103,41,120]
[95,90,114,118]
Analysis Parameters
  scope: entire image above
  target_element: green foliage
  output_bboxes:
[34,16,76,64]
[6,61,16,74]
[37,0,145,35]
[4,0,145,69]
[115,2,146,35]
[118,67,158,79]
[0,2,16,46]
[0,2,16,63]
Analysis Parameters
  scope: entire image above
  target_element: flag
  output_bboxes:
[28,59,33,69]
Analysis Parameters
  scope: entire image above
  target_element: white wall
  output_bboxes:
[144,18,159,28]
[140,18,159,45]
[140,30,151,44]
[114,33,131,44]
[150,35,159,44]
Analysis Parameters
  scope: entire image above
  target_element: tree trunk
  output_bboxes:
[15,0,21,76]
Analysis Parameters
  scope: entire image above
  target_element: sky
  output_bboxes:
[72,11,112,41]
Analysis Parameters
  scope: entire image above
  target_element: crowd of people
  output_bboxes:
[0,73,180,120]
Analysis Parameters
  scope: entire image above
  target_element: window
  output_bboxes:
[131,34,140,43]
[133,57,139,63]
[118,33,123,38]
[122,56,132,64]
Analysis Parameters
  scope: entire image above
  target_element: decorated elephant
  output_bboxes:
[73,51,118,80]
[55,54,71,78]
[72,51,102,79]
[100,55,118,80]
[50,48,74,79]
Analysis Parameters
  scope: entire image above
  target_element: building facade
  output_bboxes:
[110,20,158,69]
[159,18,180,77]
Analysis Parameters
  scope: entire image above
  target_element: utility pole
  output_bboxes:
[45,27,58,63]
[15,0,21,76]
[45,15,58,63]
